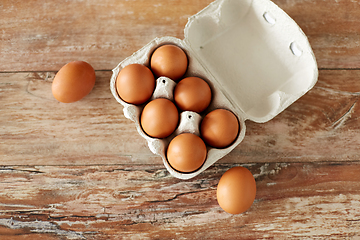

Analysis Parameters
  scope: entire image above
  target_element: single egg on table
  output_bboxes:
[140,98,179,138]
[200,109,239,148]
[116,64,155,105]
[167,133,207,173]
[217,166,256,214]
[52,61,96,103]
[150,44,188,81]
[174,76,212,113]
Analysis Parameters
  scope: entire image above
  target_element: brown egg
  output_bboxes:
[140,98,179,138]
[200,109,239,148]
[217,166,256,214]
[52,61,96,103]
[116,64,155,105]
[150,44,188,81]
[174,77,212,113]
[167,133,207,173]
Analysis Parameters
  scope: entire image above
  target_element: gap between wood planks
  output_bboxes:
[2,67,360,74]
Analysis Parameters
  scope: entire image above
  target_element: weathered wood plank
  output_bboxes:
[2,70,360,165]
[2,1,359,239]
[0,163,359,239]
[0,71,156,165]
[0,0,212,72]
[1,0,360,72]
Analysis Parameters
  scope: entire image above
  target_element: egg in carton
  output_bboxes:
[110,0,318,179]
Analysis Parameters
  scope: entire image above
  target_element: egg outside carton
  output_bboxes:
[110,37,246,180]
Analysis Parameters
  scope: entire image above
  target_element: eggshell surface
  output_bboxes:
[150,44,188,81]
[200,109,239,148]
[140,98,179,138]
[116,64,155,105]
[52,61,96,103]
[167,133,207,173]
[217,166,256,214]
[174,77,212,113]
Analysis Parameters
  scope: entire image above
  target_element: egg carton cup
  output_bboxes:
[110,0,318,179]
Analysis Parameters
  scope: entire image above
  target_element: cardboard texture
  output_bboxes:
[110,0,318,179]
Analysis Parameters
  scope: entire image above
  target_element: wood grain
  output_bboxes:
[2,70,360,165]
[0,0,212,72]
[2,0,360,238]
[0,162,359,239]
[1,0,360,72]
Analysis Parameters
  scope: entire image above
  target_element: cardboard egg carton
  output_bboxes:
[110,0,318,179]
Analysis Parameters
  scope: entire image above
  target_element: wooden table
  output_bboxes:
[1,0,360,239]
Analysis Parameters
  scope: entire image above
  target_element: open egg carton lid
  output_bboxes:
[184,0,318,123]
[110,0,318,179]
